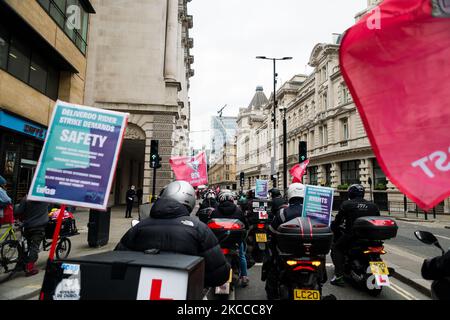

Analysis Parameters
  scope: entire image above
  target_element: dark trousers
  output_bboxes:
[125,202,133,218]
[23,227,45,264]
[330,233,353,277]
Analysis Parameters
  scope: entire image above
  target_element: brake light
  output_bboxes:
[293,266,315,271]
[208,221,242,230]
[363,246,386,254]
[369,219,396,227]
[257,223,265,229]
[286,260,321,267]
[221,248,230,255]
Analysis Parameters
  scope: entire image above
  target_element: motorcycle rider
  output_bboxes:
[115,181,230,288]
[264,183,306,299]
[330,184,380,286]
[421,249,450,300]
[210,190,250,287]
[200,189,218,210]
[268,188,287,217]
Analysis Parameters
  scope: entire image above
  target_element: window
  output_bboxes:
[37,0,90,54]
[7,36,31,83]
[323,125,328,145]
[309,130,315,148]
[373,158,387,186]
[323,93,328,111]
[325,164,332,186]
[341,118,349,140]
[29,52,48,94]
[341,160,361,185]
[0,22,60,100]
[0,25,8,69]
[319,127,324,146]
[309,166,318,185]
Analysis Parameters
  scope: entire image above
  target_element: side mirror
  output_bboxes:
[414,231,445,254]
[131,219,140,227]
[414,231,438,245]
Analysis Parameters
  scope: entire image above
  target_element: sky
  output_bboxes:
[188,0,367,150]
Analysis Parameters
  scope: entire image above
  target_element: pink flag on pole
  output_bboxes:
[290,159,310,183]
[169,152,208,187]
[340,0,450,211]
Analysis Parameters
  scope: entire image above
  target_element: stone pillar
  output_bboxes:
[317,165,326,186]
[330,162,340,188]
[164,0,178,81]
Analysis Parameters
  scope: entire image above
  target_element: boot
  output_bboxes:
[25,262,39,277]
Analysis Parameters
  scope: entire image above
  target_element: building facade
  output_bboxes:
[236,40,449,213]
[84,0,194,204]
[208,142,237,191]
[210,115,237,164]
[0,0,95,203]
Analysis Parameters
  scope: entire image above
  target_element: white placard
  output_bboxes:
[136,267,189,300]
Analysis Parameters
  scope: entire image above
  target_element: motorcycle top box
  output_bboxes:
[276,217,333,256]
[207,219,246,248]
[352,216,398,241]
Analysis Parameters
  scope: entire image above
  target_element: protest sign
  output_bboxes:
[28,100,128,210]
[302,185,334,226]
[169,152,208,187]
[255,179,269,199]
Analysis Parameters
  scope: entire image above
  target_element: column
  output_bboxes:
[164,0,178,81]
[330,162,340,189]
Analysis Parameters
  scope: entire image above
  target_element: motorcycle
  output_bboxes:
[207,218,246,300]
[414,230,450,300]
[340,216,398,296]
[246,199,271,263]
[269,217,333,300]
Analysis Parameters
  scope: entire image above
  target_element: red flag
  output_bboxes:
[290,159,310,183]
[340,0,450,211]
[169,152,208,187]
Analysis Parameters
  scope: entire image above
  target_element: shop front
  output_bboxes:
[0,110,46,204]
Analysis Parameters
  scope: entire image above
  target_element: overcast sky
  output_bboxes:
[188,0,367,149]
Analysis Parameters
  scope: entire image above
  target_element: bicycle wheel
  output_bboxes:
[55,238,71,260]
[0,240,21,283]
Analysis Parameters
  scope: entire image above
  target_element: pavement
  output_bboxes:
[0,205,135,300]
[1,203,449,300]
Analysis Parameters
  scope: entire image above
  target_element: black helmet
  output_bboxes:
[269,188,281,198]
[348,184,365,200]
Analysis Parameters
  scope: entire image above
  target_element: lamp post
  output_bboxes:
[279,106,288,193]
[256,56,292,191]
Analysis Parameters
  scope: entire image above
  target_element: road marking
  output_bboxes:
[388,281,419,300]
[435,235,450,241]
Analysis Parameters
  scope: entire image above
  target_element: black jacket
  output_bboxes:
[269,199,303,233]
[271,197,287,216]
[332,198,380,233]
[422,250,450,280]
[126,189,136,203]
[211,201,247,228]
[15,197,49,229]
[115,199,230,287]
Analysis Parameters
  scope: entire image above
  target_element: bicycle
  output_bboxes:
[0,222,73,284]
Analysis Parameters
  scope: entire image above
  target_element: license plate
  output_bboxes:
[370,261,389,275]
[294,289,320,300]
[228,269,233,283]
[255,233,267,242]
[258,211,268,219]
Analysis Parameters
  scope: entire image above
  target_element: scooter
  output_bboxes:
[340,217,398,296]
[414,230,450,300]
[246,199,271,263]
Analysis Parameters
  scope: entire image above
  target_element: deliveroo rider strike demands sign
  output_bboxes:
[302,185,334,226]
[28,101,128,210]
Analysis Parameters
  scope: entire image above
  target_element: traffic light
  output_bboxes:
[239,172,245,187]
[299,141,307,163]
[150,140,162,169]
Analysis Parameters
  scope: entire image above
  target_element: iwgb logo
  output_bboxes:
[66,5,81,31]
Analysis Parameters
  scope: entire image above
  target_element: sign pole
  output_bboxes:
[48,204,66,261]
[152,167,157,203]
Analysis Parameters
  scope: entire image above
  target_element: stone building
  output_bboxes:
[208,142,237,191]
[0,0,95,202]
[84,0,194,205]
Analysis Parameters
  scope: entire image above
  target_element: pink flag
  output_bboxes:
[340,0,450,211]
[169,152,208,187]
[290,159,310,183]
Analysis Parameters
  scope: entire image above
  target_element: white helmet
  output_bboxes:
[160,181,196,212]
[287,183,306,200]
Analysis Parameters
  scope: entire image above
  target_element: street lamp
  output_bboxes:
[256,56,293,191]
[279,106,288,193]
